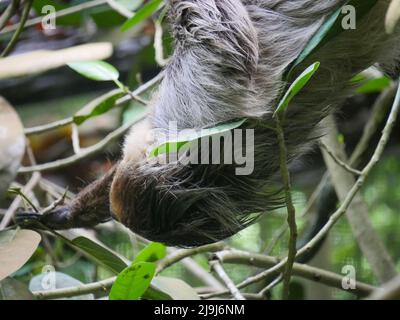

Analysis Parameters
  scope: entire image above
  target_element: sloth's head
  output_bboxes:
[110,159,270,247]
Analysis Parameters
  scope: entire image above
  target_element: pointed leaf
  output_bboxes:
[134,242,166,263]
[287,0,378,78]
[73,89,125,125]
[57,231,128,274]
[67,60,119,81]
[109,262,156,300]
[150,119,247,157]
[356,76,392,94]
[121,0,163,32]
[71,236,128,274]
[274,62,320,116]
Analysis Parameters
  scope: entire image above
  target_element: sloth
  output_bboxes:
[18,0,400,247]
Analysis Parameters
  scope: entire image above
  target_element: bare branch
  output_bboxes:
[368,275,400,300]
[24,72,163,136]
[0,0,20,31]
[320,115,397,283]
[157,242,225,273]
[210,259,245,300]
[319,141,362,176]
[0,0,108,35]
[33,276,115,299]
[71,124,81,154]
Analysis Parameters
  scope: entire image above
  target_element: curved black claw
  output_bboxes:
[15,210,46,229]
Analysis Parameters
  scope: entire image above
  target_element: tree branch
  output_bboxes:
[1,0,33,57]
[212,249,376,297]
[275,116,297,299]
[157,242,225,273]
[320,115,397,283]
[210,260,245,300]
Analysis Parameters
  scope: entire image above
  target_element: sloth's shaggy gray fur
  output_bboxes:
[29,0,400,246]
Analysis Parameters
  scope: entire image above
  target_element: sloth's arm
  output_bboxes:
[17,166,117,230]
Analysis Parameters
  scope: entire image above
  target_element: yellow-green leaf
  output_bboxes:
[67,60,119,81]
[109,262,156,300]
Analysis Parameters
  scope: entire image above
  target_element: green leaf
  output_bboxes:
[71,236,128,274]
[55,231,129,274]
[144,276,200,300]
[287,0,378,78]
[356,77,392,94]
[121,0,163,32]
[109,262,156,300]
[73,89,125,125]
[67,60,119,81]
[150,119,247,157]
[274,62,320,116]
[134,242,166,263]
[0,229,41,281]
[337,133,345,145]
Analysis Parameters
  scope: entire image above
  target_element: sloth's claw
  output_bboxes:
[15,210,44,228]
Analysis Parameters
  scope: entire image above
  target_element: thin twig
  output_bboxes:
[24,72,163,136]
[71,124,81,154]
[210,260,245,300]
[0,0,108,35]
[41,191,67,215]
[350,81,398,165]
[319,141,362,175]
[321,116,397,282]
[275,116,297,300]
[259,274,283,297]
[201,249,376,299]
[24,117,74,136]
[157,242,225,273]
[263,222,288,255]
[19,74,164,172]
[0,0,20,31]
[0,141,41,229]
[19,119,140,172]
[1,0,33,57]
[33,276,116,299]
[0,172,41,229]
[298,82,397,219]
